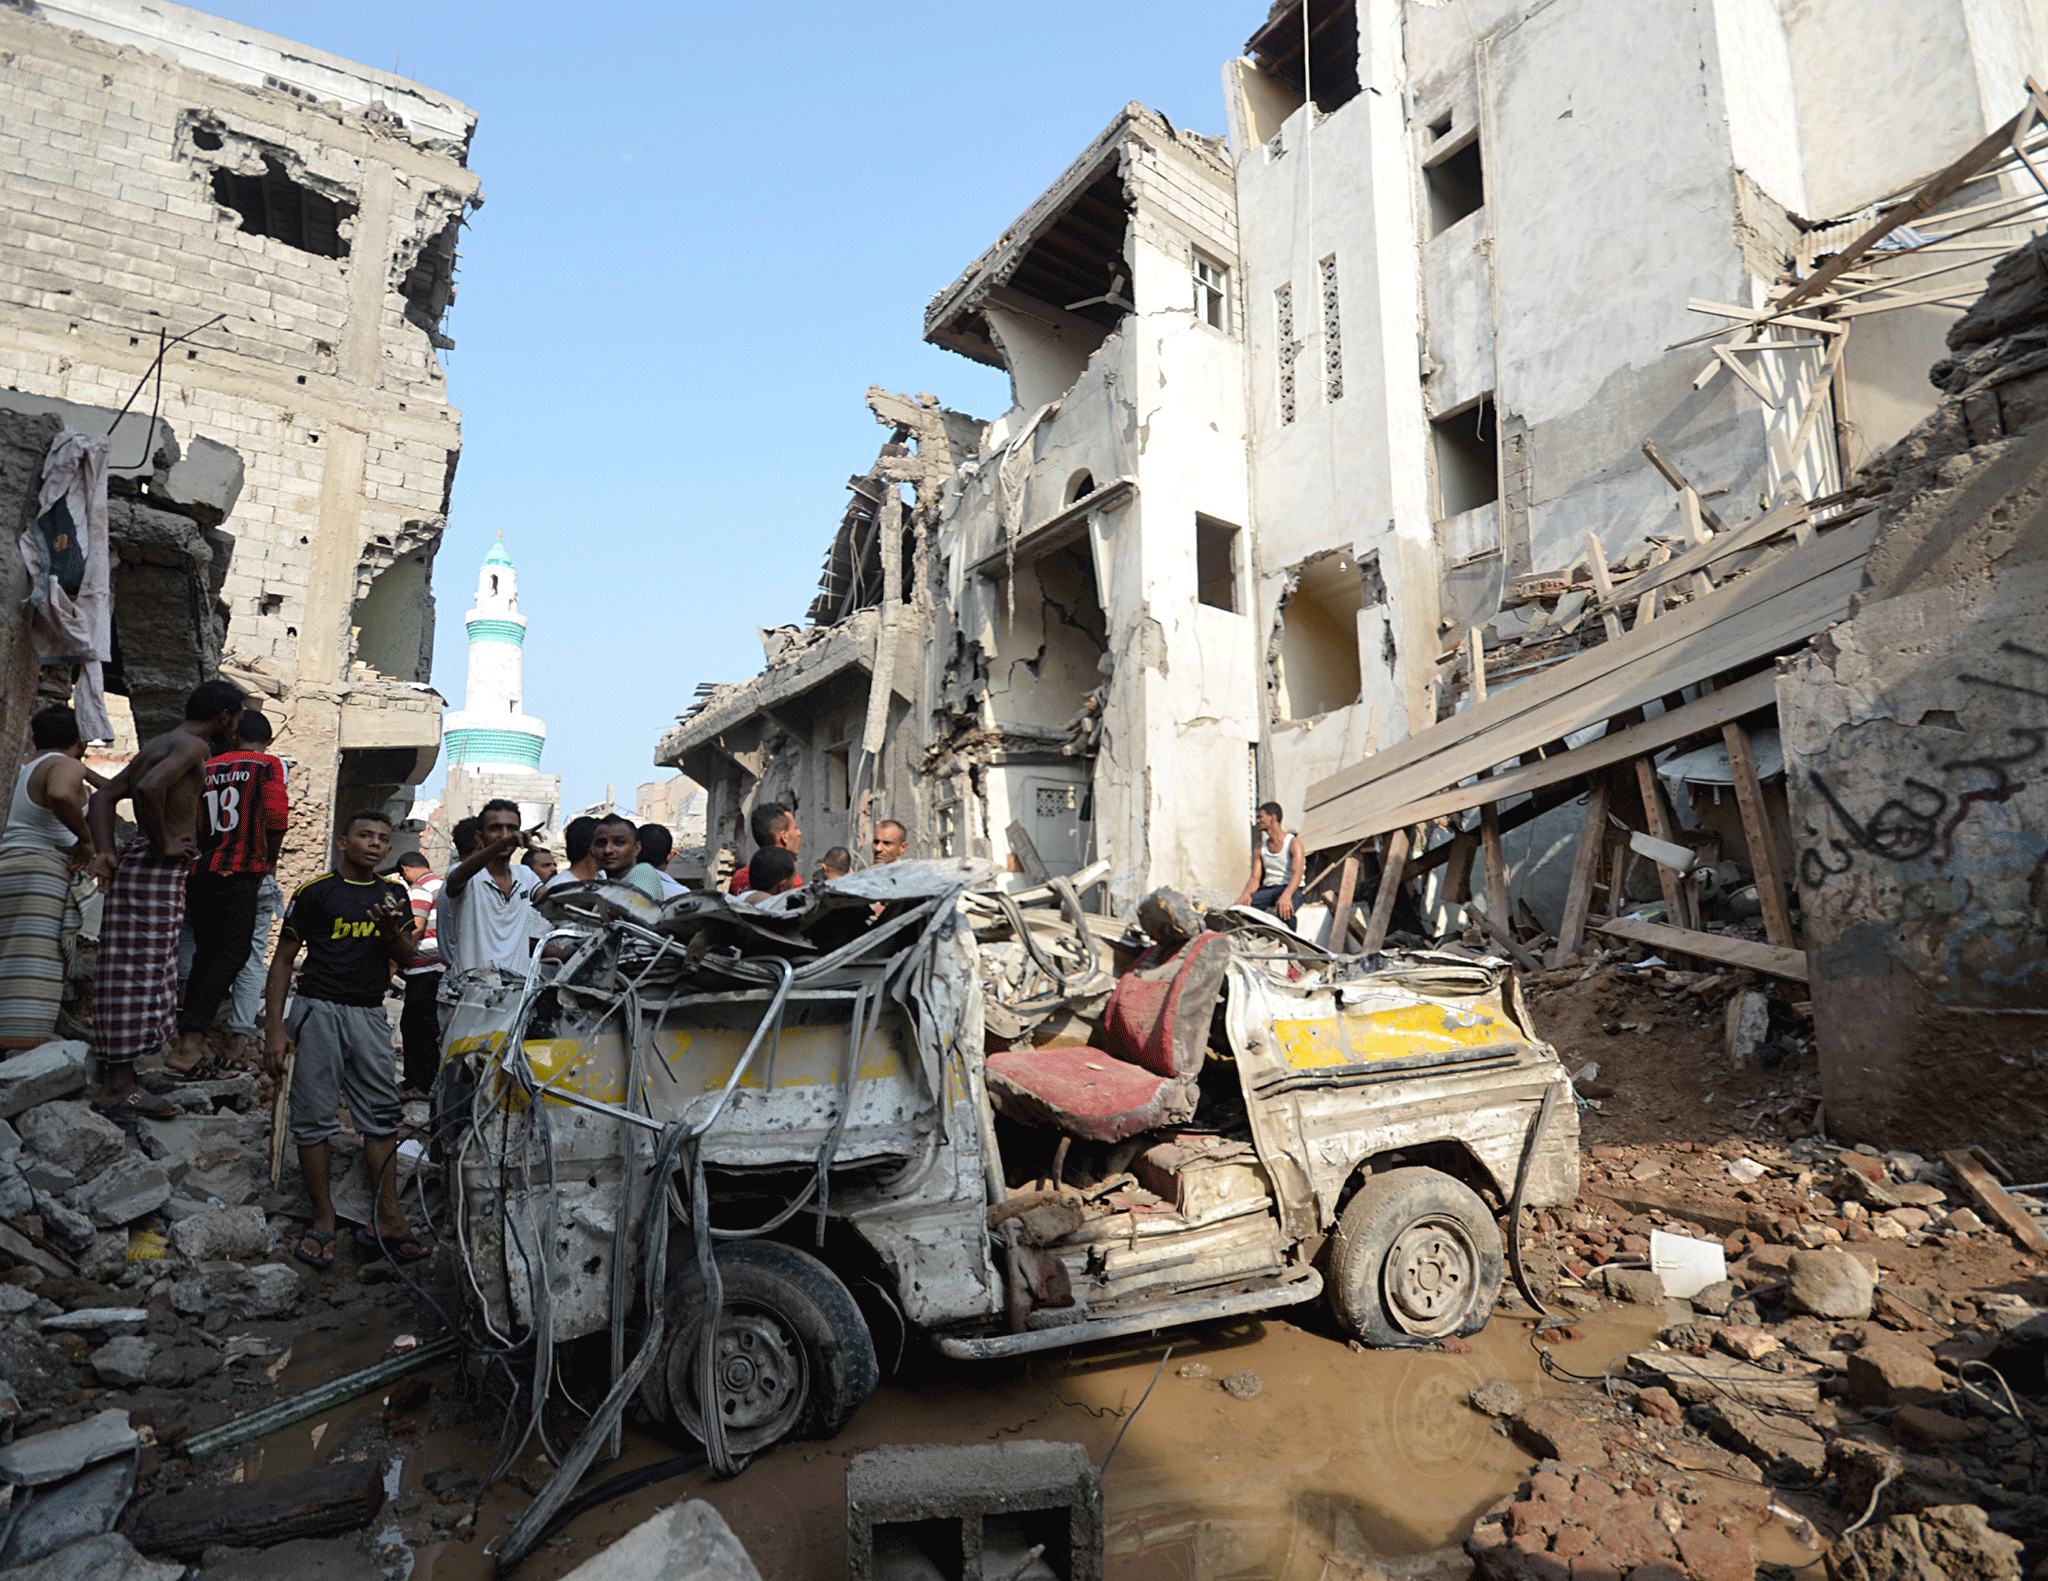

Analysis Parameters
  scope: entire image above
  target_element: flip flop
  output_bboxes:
[91,1088,183,1121]
[294,1229,337,1270]
[355,1226,431,1264]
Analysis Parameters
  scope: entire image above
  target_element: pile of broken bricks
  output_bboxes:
[1465,1136,2048,1579]
[0,1037,444,1574]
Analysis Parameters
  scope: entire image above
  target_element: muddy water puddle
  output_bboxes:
[238,1305,1680,1580]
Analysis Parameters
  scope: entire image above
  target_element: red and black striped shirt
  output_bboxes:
[195,749,290,876]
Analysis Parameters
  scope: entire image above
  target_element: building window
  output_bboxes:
[827,746,851,812]
[1431,396,1500,518]
[1275,283,1298,426]
[1277,551,1368,720]
[1319,254,1343,402]
[1196,515,1242,612]
[1194,254,1230,331]
[1425,133,1485,236]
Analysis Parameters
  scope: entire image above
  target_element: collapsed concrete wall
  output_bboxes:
[1781,239,2048,1173]
[0,0,477,880]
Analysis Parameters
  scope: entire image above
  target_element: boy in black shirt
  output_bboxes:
[263,809,424,1269]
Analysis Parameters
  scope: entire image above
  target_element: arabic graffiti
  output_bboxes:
[1797,642,2047,889]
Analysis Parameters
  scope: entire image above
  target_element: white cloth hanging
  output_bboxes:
[23,428,112,740]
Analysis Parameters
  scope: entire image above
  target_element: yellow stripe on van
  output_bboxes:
[1271,1002,1510,1069]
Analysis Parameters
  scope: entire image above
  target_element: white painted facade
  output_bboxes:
[662,0,2048,922]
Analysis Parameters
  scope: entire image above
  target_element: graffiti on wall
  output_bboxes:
[1797,641,2046,890]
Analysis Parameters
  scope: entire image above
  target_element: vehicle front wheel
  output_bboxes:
[1326,1166,1504,1346]
[657,1239,879,1456]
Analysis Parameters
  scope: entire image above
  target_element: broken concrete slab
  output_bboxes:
[0,1047,89,1120]
[553,1501,762,1581]
[1827,1502,2023,1580]
[72,1159,170,1229]
[37,1201,96,1256]
[219,1264,301,1320]
[0,1456,138,1569]
[0,1409,138,1486]
[85,1337,156,1390]
[0,1115,22,1159]
[0,1533,181,1581]
[40,1310,147,1335]
[154,436,244,527]
[1847,1344,1948,1410]
[135,1115,247,1177]
[191,1538,381,1581]
[17,1104,125,1179]
[166,1206,270,1264]
[1626,1352,1822,1412]
[1702,1399,1826,1481]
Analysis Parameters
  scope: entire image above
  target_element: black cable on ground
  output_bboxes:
[528,1449,710,1548]
[1507,1082,1561,1317]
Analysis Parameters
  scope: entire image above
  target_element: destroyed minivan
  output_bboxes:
[438,858,1577,1472]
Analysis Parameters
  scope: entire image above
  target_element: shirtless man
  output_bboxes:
[86,679,246,1118]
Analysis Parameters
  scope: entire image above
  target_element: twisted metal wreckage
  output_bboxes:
[430,860,1579,1571]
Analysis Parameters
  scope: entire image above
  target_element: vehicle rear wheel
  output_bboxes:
[1326,1166,1504,1346]
[655,1239,879,1455]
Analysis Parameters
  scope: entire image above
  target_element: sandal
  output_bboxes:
[294,1229,337,1270]
[354,1226,431,1264]
[91,1088,183,1121]
[163,1056,229,1083]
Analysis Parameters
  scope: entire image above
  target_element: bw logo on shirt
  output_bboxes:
[329,917,383,940]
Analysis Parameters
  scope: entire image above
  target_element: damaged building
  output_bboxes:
[660,2,2048,1154]
[0,0,480,864]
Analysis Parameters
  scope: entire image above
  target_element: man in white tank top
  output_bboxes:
[1234,800,1304,922]
[0,706,98,1048]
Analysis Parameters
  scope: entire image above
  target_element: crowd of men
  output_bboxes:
[0,682,913,1272]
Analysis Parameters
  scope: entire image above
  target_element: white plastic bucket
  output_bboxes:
[1649,1229,1727,1300]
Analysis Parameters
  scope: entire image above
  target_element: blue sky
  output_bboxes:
[196,1,1258,816]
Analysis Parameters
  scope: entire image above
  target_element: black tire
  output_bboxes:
[1326,1166,1504,1346]
[653,1239,878,1455]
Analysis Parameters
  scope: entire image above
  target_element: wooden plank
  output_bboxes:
[1441,830,1478,903]
[1550,773,1612,968]
[1594,916,1809,982]
[1941,1149,2048,1256]
[1480,804,1509,931]
[129,1463,386,1559]
[1469,898,1539,971]
[1301,522,1874,847]
[1409,784,1583,880]
[1583,532,1625,641]
[1359,828,1410,954]
[1601,501,1809,612]
[1714,343,1777,404]
[1721,720,1797,948]
[1327,856,1360,956]
[1634,543,1670,626]
[1681,299,1845,337]
[1641,439,1728,530]
[1308,518,1870,818]
[1779,105,2028,311]
[1634,755,1695,935]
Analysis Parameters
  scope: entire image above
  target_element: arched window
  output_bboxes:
[489,574,499,595]
[1065,470,1096,504]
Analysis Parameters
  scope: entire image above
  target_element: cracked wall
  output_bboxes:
[0,0,480,862]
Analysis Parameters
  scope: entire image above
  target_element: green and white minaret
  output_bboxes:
[443,536,547,772]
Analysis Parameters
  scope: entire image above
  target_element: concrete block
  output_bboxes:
[18,1098,127,1176]
[556,1501,762,1581]
[847,1441,1102,1581]
[0,1043,90,1117]
[158,434,245,525]
[74,1154,171,1227]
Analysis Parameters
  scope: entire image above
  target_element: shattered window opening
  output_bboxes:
[1276,283,1298,426]
[827,746,851,813]
[1196,514,1242,613]
[1425,134,1485,236]
[1277,551,1367,720]
[209,154,354,258]
[1432,396,1500,519]
[400,214,463,350]
[1320,254,1343,402]
[1194,253,1231,331]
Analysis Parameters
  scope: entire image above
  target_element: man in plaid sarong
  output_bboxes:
[86,679,247,1119]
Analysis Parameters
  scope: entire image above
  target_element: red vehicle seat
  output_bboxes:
[984,932,1230,1144]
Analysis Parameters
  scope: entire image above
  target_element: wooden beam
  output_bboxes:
[1641,439,1728,531]
[1441,830,1478,903]
[1583,532,1625,642]
[1721,719,1797,948]
[1360,828,1410,953]
[1602,501,1809,614]
[1941,1149,2048,1256]
[1594,916,1808,981]
[1634,755,1695,935]
[1551,772,1612,967]
[1470,899,1540,971]
[1327,856,1360,956]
